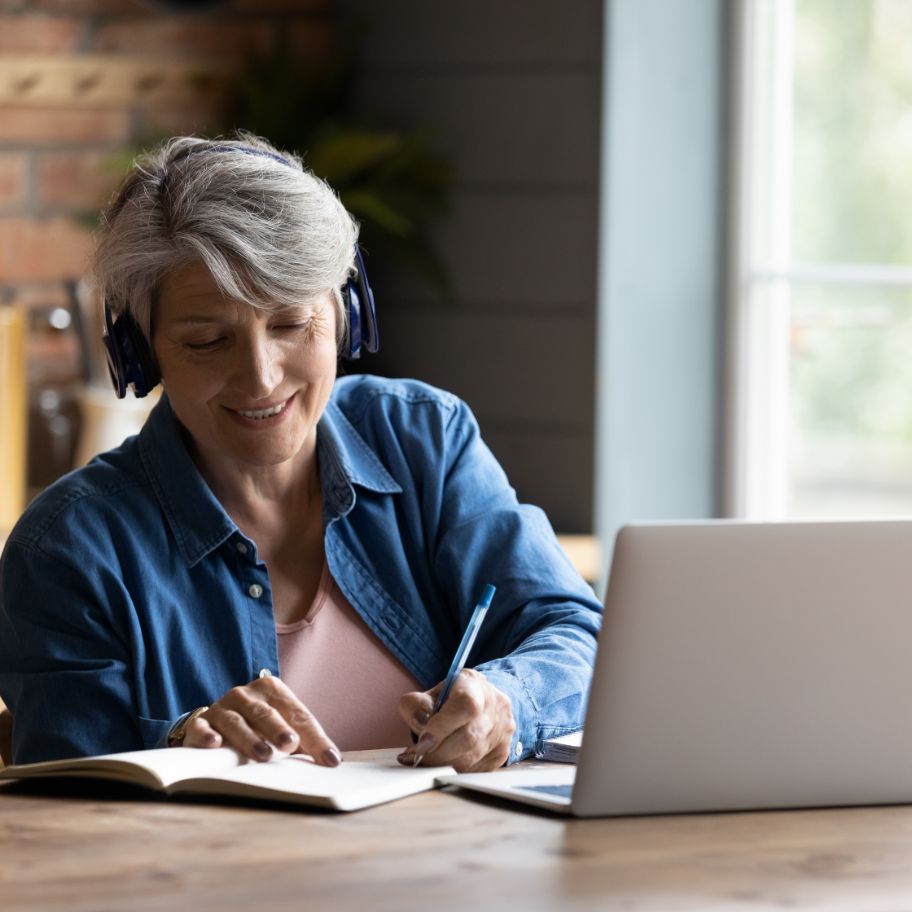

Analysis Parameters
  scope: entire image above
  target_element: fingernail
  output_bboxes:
[397,750,414,766]
[412,709,431,728]
[252,741,272,761]
[276,730,295,747]
[415,733,435,755]
[322,747,342,767]
[203,732,219,746]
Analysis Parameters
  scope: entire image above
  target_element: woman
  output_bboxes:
[0,135,602,770]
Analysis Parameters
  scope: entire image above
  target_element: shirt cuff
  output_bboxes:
[154,711,191,749]
[475,665,536,765]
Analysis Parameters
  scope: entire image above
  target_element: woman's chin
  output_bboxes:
[223,441,306,470]
[195,425,312,473]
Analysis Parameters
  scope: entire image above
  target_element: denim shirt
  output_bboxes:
[0,375,602,764]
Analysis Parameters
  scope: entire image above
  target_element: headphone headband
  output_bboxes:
[103,144,378,398]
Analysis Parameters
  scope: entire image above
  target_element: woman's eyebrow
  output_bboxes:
[168,315,228,325]
[168,308,316,326]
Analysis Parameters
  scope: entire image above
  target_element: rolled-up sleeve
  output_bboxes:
[431,398,602,763]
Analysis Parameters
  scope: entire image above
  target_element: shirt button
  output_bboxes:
[236,542,249,555]
[248,583,264,599]
[258,668,272,679]
[514,741,523,759]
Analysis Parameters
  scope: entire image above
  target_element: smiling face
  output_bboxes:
[152,260,338,481]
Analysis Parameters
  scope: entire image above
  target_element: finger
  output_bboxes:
[249,678,341,767]
[416,670,486,750]
[468,739,512,772]
[427,706,515,771]
[284,705,341,767]
[398,690,435,736]
[400,717,504,770]
[222,684,302,755]
[421,715,495,771]
[204,704,275,762]
[182,715,223,749]
[466,686,517,771]
[412,670,516,770]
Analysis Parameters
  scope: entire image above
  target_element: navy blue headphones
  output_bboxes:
[102,250,377,399]
[102,145,379,399]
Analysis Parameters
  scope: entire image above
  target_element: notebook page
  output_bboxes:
[0,746,247,789]
[171,748,452,810]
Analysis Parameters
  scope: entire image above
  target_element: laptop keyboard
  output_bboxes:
[517,783,573,799]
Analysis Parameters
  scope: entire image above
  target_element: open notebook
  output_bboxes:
[0,746,454,812]
[536,731,582,763]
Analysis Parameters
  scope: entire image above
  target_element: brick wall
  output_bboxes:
[0,0,334,488]
[0,0,333,309]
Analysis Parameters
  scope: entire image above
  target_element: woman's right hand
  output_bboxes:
[181,675,342,766]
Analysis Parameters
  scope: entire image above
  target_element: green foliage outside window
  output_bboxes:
[791,0,912,453]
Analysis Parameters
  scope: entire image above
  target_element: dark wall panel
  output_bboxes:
[356,73,600,188]
[342,1,602,531]
[481,427,594,533]
[362,310,594,428]
[350,1,601,69]
[377,191,598,311]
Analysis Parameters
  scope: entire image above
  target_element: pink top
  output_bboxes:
[275,560,421,751]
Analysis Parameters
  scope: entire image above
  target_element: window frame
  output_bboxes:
[724,0,912,518]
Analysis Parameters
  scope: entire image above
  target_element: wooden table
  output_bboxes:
[5,778,912,911]
[556,533,602,585]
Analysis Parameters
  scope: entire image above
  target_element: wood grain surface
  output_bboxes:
[5,778,912,911]
[0,56,229,108]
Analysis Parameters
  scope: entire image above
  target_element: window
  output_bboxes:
[729,0,912,518]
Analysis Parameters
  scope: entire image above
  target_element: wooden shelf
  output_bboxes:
[0,55,230,107]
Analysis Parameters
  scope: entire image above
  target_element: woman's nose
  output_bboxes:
[232,335,282,399]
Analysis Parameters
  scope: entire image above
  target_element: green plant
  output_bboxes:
[228,37,454,295]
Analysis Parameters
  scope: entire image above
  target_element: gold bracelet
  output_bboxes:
[166,705,210,748]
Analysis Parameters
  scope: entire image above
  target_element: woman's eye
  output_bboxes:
[274,322,309,333]
[185,338,224,351]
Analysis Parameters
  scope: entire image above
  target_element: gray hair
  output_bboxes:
[92,133,359,345]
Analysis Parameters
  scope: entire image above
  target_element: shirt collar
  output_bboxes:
[138,396,237,568]
[138,393,401,565]
[317,400,402,519]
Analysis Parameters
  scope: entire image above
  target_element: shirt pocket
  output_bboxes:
[137,715,174,750]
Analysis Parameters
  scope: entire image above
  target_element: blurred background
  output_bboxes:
[0,0,601,568]
[2,0,912,587]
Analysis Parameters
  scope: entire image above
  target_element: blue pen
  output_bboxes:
[413,583,496,766]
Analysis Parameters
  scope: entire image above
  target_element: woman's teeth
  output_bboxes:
[237,401,287,420]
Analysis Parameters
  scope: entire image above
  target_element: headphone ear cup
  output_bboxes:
[340,247,377,361]
[102,301,160,398]
[103,301,128,398]
[125,316,160,396]
[343,278,363,360]
[354,248,378,355]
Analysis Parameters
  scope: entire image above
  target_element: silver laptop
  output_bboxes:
[444,519,912,816]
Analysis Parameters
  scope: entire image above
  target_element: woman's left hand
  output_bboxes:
[396,668,516,772]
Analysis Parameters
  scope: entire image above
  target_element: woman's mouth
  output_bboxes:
[226,395,294,426]
[236,401,288,420]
